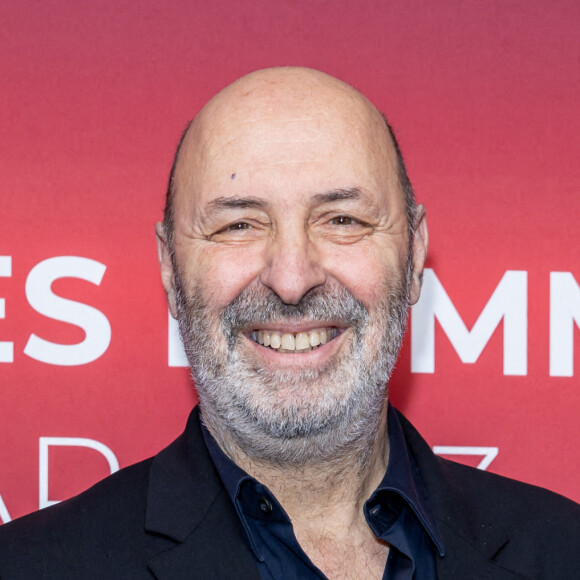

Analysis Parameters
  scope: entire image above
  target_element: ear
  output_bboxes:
[155,221,178,319]
[408,204,428,306]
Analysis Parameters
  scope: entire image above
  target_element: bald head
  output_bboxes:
[162,67,416,245]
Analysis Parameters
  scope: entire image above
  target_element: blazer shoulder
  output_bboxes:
[1,456,153,532]
[438,456,580,576]
[395,408,580,577]
[403,409,579,524]
[0,457,157,578]
[436,452,580,523]
[0,411,219,579]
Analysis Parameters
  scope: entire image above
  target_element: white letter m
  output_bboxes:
[411,269,527,375]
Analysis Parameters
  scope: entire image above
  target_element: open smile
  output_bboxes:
[250,327,340,353]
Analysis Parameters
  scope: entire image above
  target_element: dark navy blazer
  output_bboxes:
[0,406,578,579]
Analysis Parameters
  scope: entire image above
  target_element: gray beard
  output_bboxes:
[174,269,410,468]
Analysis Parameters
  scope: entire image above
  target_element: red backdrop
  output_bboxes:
[1,0,579,522]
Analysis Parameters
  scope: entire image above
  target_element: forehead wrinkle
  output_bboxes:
[246,160,321,169]
[177,71,398,215]
[258,139,321,144]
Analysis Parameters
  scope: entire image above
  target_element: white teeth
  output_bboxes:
[309,331,321,347]
[295,332,310,350]
[270,333,281,349]
[281,333,295,350]
[251,327,338,352]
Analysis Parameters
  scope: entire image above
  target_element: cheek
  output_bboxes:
[321,244,402,307]
[187,245,265,308]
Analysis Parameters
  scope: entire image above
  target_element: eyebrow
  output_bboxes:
[312,187,363,204]
[205,187,366,212]
[206,196,267,211]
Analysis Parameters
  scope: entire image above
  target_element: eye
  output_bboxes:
[209,219,262,242]
[227,222,252,231]
[314,211,373,244]
[329,216,357,226]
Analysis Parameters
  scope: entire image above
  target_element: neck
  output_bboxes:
[206,405,390,529]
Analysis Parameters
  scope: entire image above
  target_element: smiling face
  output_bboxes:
[157,68,427,465]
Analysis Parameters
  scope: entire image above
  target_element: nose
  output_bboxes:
[259,229,326,304]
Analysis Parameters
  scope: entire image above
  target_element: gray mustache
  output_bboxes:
[222,284,369,332]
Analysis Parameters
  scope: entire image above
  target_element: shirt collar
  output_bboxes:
[368,404,445,557]
[200,416,251,501]
[200,405,445,558]
[200,418,268,560]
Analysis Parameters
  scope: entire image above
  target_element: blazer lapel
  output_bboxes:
[146,490,260,580]
[144,407,261,580]
[435,521,524,579]
[143,405,528,579]
[395,409,526,579]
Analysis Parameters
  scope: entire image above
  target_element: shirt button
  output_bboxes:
[259,497,273,515]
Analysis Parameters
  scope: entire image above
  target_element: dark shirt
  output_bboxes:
[201,405,445,579]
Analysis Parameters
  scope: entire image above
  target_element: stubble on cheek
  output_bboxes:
[172,261,411,465]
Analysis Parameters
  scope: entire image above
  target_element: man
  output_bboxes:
[0,67,578,579]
